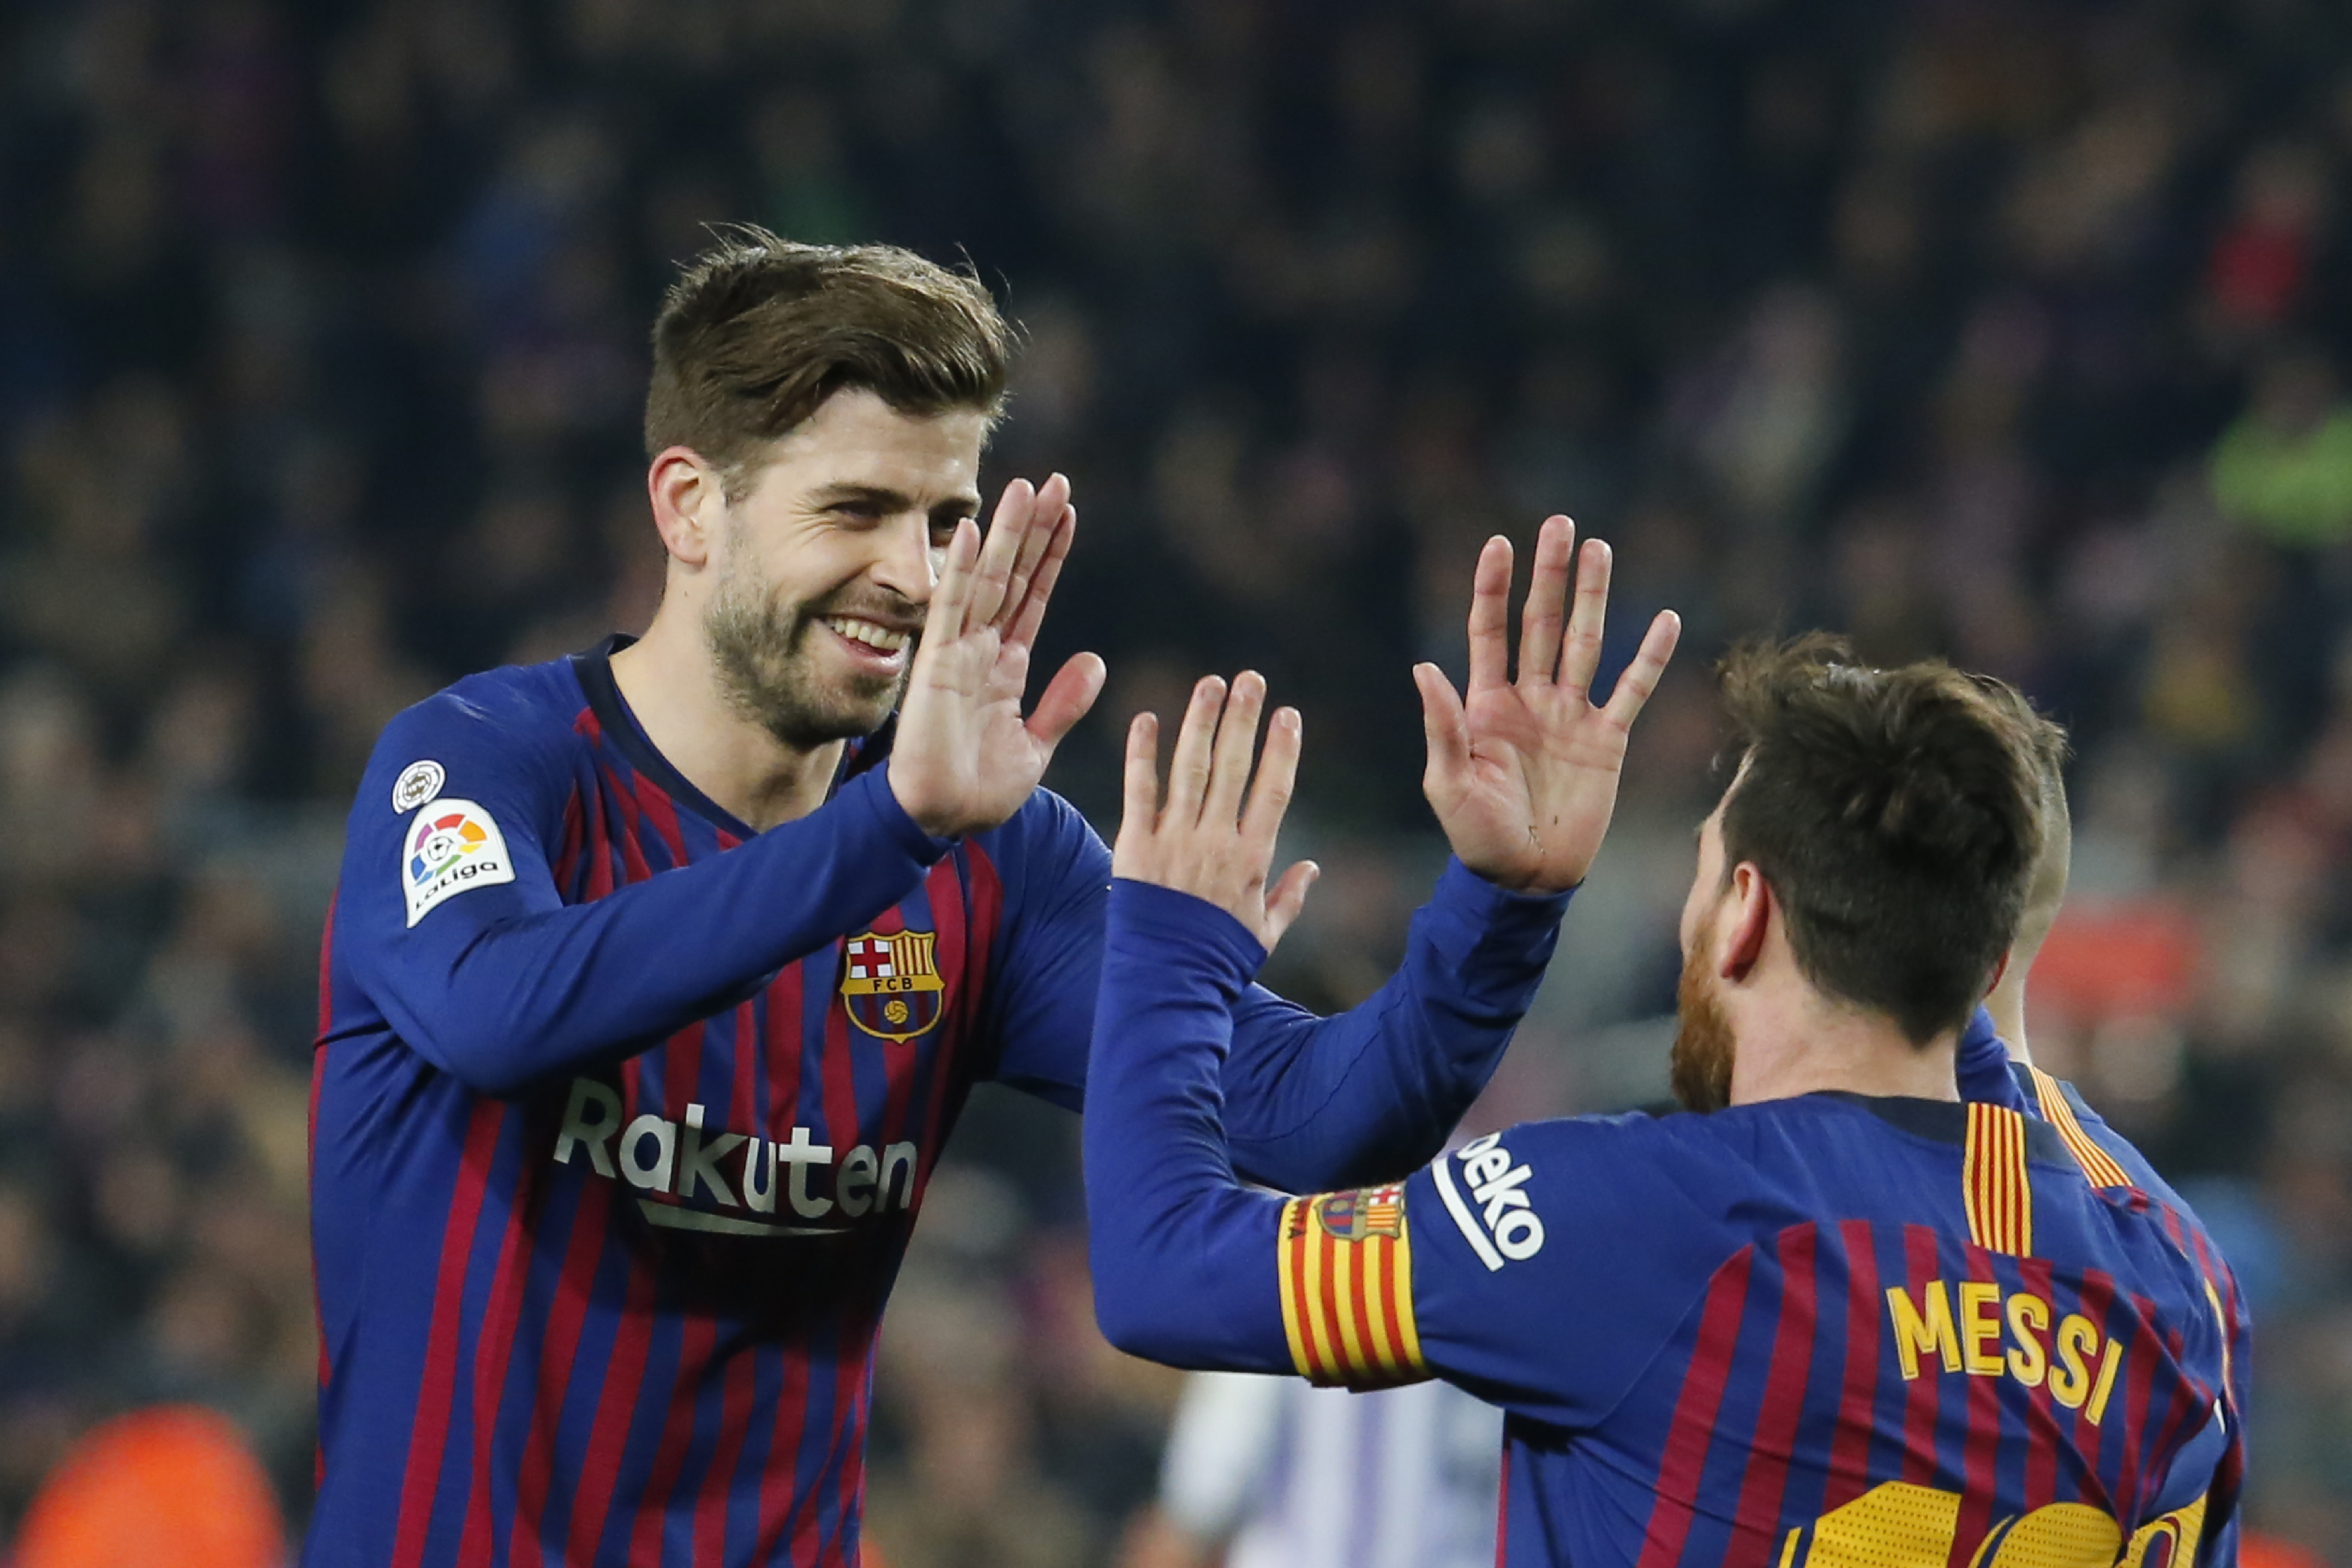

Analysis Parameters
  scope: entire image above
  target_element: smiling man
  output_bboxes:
[307,231,1599,1567]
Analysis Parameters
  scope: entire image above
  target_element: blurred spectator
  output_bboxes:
[2212,349,2352,547]
[13,1405,285,1568]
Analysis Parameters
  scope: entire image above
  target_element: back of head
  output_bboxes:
[1718,636,2050,1044]
[1972,677,2073,962]
[644,227,1014,496]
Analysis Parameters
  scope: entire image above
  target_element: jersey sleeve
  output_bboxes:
[990,796,1572,1188]
[1083,877,1729,1430]
[338,689,950,1095]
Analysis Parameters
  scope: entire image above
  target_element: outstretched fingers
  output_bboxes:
[1262,858,1320,948]
[1516,516,1576,686]
[1005,504,1076,653]
[967,477,1038,629]
[1557,539,1612,701]
[1205,672,1267,828]
[1465,536,1514,693]
[1414,662,1470,792]
[994,474,1070,637]
[1165,675,1226,827]
[1026,651,1106,753]
[1121,710,1162,839]
[925,518,983,648]
[1239,703,1301,858]
[1601,609,1683,730]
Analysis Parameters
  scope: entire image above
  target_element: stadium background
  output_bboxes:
[0,0,2348,1560]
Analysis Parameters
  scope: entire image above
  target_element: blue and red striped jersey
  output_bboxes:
[1085,882,2240,1568]
[307,642,1576,1568]
[1955,1016,2251,1559]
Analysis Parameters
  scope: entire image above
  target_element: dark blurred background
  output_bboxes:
[1,0,2349,1560]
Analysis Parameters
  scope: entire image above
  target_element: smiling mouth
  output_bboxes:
[821,616,914,659]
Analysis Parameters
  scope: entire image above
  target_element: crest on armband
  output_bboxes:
[1314,1184,1405,1241]
[840,928,945,1043]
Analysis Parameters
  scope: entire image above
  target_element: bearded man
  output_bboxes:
[1084,633,2239,1567]
[308,231,1617,1567]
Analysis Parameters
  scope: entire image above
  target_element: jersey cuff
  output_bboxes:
[855,764,959,866]
[1105,879,1266,996]
[1432,855,1578,917]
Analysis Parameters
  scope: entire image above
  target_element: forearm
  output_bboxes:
[1084,881,1296,1371]
[363,768,947,1094]
[1224,859,1571,1189]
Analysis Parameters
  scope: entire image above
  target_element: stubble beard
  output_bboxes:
[1669,927,1738,1114]
[702,555,911,751]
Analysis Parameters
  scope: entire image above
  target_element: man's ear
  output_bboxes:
[648,447,724,569]
[1984,948,2013,997]
[1719,862,1772,981]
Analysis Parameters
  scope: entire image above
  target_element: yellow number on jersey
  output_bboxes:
[1783,1481,2207,1568]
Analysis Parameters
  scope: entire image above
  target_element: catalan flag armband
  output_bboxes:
[1275,1184,1430,1388]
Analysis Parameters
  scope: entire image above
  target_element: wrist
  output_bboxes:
[1453,855,1579,898]
[1105,879,1266,994]
[869,764,962,858]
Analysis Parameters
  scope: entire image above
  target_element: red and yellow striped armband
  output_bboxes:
[1275,1184,1430,1388]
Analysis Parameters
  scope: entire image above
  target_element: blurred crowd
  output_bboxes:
[3,0,2352,1560]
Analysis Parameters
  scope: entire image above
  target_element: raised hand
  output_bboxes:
[1112,671,1319,953]
[1415,516,1681,895]
[889,473,1106,838]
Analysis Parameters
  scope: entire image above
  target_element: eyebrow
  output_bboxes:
[812,483,983,520]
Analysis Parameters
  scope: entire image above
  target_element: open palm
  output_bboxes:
[890,474,1105,838]
[1415,517,1681,895]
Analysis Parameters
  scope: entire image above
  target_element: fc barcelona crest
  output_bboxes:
[840,928,945,1043]
[1312,1184,1404,1242]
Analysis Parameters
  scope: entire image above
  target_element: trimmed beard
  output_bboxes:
[1669,925,1737,1114]
[702,548,911,749]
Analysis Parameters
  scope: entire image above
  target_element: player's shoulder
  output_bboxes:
[2014,1063,2233,1252]
[365,657,591,794]
[1422,1110,1759,1244]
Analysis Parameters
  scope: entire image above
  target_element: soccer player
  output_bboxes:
[1085,630,2240,1565]
[1954,707,2251,1548]
[308,232,1609,1566]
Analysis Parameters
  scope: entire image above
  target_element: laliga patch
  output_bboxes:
[839,928,945,1042]
[392,759,446,814]
[402,798,515,928]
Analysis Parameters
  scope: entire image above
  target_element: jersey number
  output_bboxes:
[1784,1481,2206,1568]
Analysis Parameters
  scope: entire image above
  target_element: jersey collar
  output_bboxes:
[569,635,898,839]
[1809,1091,2074,1165]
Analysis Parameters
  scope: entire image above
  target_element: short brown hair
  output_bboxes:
[645,227,1014,495]
[1716,635,2052,1043]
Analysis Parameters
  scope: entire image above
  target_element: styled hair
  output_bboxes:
[1715,635,2053,1044]
[644,227,1014,496]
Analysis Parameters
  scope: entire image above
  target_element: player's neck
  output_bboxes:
[609,612,845,833]
[1982,970,2036,1068]
[1727,987,1963,1107]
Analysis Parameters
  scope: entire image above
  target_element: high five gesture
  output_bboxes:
[1415,516,1681,894]
[889,473,1107,838]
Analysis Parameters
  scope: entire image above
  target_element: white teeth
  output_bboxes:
[825,618,909,654]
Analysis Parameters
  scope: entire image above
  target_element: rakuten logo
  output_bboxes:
[1432,1131,1545,1271]
[552,1077,915,1238]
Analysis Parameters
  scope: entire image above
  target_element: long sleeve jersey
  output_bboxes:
[1085,881,2240,1568]
[306,640,1571,1568]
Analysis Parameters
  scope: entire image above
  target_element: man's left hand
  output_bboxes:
[1111,670,1318,953]
[1415,516,1681,896]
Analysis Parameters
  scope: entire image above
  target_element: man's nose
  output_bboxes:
[869,511,939,606]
